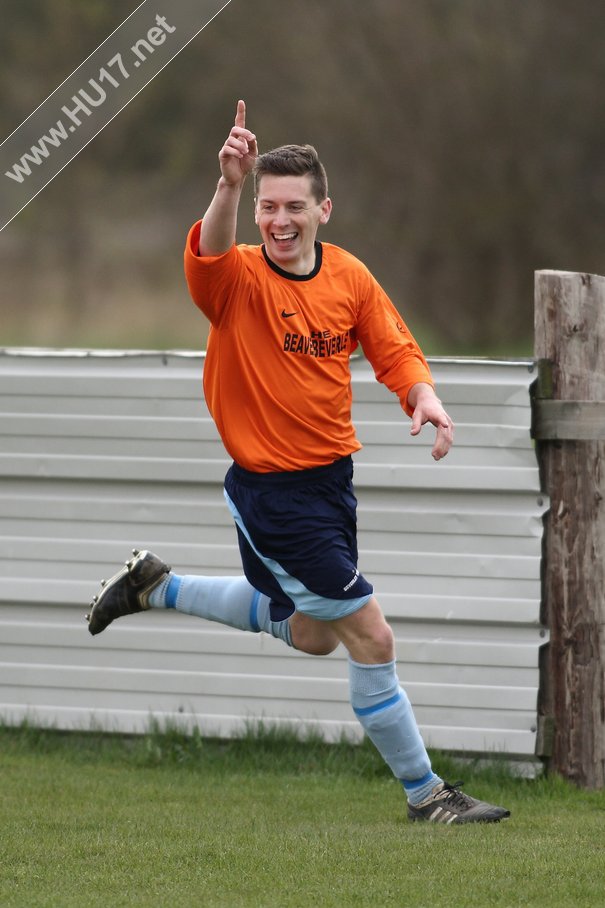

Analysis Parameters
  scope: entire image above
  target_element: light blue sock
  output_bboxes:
[149,574,293,648]
[348,658,441,804]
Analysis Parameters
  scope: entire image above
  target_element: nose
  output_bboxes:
[272,207,290,227]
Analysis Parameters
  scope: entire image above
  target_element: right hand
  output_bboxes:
[218,100,258,186]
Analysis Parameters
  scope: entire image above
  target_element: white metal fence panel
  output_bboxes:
[0,350,547,755]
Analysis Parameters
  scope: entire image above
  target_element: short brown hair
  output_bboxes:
[253,144,328,203]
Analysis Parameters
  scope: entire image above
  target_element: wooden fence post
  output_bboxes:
[533,270,605,789]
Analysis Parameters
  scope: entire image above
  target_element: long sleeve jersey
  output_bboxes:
[184,220,433,472]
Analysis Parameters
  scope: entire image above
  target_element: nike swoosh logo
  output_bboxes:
[281,309,299,318]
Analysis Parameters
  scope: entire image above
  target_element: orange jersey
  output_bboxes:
[184,220,433,472]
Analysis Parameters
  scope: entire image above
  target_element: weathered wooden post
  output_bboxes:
[533,270,605,789]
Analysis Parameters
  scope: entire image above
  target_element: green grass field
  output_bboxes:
[1,723,604,908]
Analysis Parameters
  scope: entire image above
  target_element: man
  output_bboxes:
[87,101,509,825]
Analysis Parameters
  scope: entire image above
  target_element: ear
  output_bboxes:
[319,197,332,225]
[254,198,259,225]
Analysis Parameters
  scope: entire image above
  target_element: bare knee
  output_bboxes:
[330,597,395,664]
[290,613,340,656]
[301,636,340,656]
[366,620,395,662]
[350,620,394,664]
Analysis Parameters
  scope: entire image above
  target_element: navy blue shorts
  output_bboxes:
[223,455,373,623]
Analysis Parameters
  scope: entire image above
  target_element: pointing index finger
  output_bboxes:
[235,99,246,129]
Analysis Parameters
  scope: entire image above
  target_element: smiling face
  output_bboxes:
[254,174,332,275]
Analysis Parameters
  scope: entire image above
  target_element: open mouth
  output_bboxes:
[272,232,298,243]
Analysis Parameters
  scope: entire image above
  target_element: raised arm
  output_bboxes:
[199,100,258,256]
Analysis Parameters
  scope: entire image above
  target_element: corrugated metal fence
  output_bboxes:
[0,349,547,756]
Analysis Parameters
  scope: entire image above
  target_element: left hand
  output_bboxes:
[409,383,454,461]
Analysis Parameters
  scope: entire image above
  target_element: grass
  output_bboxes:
[1,722,604,908]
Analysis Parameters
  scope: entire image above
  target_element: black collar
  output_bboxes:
[261,242,322,281]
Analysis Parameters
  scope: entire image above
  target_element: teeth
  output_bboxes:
[274,233,296,240]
